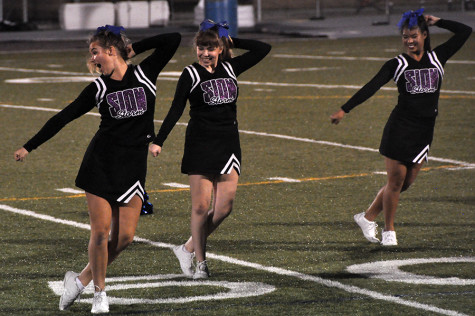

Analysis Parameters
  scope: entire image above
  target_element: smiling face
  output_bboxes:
[402,27,427,57]
[196,44,223,71]
[89,41,114,76]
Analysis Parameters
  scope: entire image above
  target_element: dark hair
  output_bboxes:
[194,28,233,62]
[400,15,431,51]
[87,28,131,73]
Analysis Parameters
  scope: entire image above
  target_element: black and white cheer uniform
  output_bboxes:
[341,19,471,164]
[23,33,181,203]
[154,38,271,175]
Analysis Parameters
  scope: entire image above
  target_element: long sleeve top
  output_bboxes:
[23,32,181,152]
[153,38,271,146]
[341,20,472,118]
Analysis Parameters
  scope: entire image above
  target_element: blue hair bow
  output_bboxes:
[200,19,230,38]
[397,8,424,30]
[95,25,125,36]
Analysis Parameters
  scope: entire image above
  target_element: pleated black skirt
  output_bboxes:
[181,122,241,175]
[379,109,436,164]
[76,135,147,203]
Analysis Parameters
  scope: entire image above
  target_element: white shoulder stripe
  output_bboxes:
[222,61,237,80]
[134,65,156,96]
[427,51,444,77]
[137,65,157,90]
[394,55,408,83]
[394,56,403,80]
[94,77,107,109]
[185,65,201,92]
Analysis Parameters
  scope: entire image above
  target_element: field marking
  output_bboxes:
[0,66,87,75]
[267,177,301,182]
[236,80,475,95]
[282,67,340,72]
[2,103,474,168]
[2,65,475,95]
[0,203,468,316]
[163,182,190,188]
[56,188,84,194]
[48,274,276,305]
[0,165,465,203]
[347,257,475,286]
[7,75,475,95]
[272,54,475,65]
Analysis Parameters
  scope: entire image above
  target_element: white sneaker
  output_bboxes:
[193,260,210,279]
[173,244,194,278]
[381,230,398,246]
[91,291,109,314]
[59,271,83,311]
[354,212,380,243]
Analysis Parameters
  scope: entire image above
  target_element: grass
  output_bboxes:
[0,32,473,315]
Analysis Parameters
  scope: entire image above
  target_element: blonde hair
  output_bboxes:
[86,27,131,74]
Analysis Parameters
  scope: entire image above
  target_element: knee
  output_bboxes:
[90,231,109,247]
[117,234,134,252]
[192,204,209,217]
[386,180,404,193]
[216,199,234,219]
[109,234,134,256]
[400,180,414,193]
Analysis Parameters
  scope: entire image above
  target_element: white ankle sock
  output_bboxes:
[75,277,85,291]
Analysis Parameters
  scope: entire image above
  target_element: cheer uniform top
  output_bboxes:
[23,32,181,203]
[154,38,271,175]
[341,19,471,164]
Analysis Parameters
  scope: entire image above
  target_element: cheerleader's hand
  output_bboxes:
[14,147,29,162]
[149,144,162,157]
[425,15,440,26]
[330,109,345,125]
[127,44,136,59]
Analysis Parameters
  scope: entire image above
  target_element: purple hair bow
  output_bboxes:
[200,19,230,38]
[95,25,125,36]
[397,8,424,30]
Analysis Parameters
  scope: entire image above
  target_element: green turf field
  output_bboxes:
[0,32,474,315]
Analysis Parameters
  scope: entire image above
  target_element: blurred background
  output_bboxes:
[1,0,473,32]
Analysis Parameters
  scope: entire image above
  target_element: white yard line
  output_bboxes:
[2,66,475,94]
[162,182,190,188]
[272,54,475,65]
[0,204,468,316]
[2,103,473,167]
[267,177,301,182]
[56,188,85,194]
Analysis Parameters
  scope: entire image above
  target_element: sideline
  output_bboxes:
[0,203,468,316]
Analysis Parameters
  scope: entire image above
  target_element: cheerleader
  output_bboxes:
[150,20,271,278]
[331,10,471,246]
[14,26,181,313]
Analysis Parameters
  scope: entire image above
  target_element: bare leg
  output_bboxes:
[365,158,424,225]
[188,175,213,262]
[382,158,407,231]
[206,170,238,235]
[365,185,385,221]
[185,170,239,260]
[77,194,142,289]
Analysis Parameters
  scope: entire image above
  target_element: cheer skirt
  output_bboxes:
[75,135,147,203]
[181,121,241,175]
[379,108,436,164]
